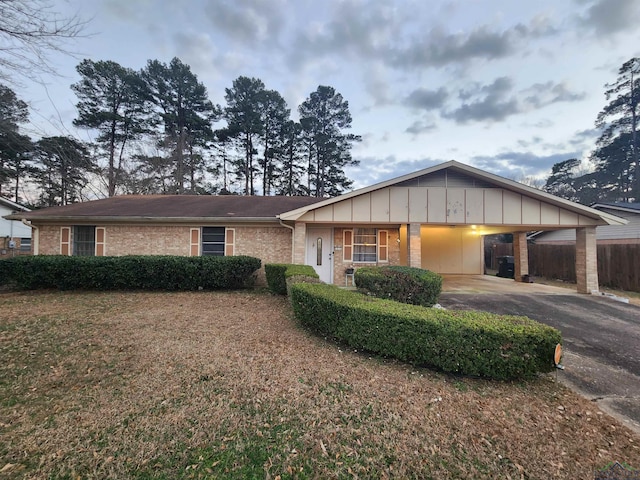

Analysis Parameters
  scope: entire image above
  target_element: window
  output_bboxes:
[19,238,31,253]
[343,228,389,263]
[73,226,96,256]
[202,227,225,256]
[354,228,377,262]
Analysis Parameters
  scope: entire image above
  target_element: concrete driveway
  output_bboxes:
[439,275,640,434]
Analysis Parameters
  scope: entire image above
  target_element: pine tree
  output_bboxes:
[72,59,152,197]
[33,136,94,206]
[276,120,306,196]
[592,57,640,201]
[142,57,220,194]
[223,76,265,195]
[0,83,31,201]
[298,86,360,197]
[259,89,289,195]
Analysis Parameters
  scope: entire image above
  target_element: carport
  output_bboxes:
[281,161,627,293]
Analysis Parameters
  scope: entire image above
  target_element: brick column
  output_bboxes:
[513,232,529,282]
[293,222,306,264]
[576,226,598,294]
[408,223,422,268]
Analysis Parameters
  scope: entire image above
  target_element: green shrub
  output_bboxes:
[289,283,561,380]
[2,255,261,291]
[355,266,443,306]
[265,263,319,295]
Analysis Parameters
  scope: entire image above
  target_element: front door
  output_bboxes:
[306,228,333,283]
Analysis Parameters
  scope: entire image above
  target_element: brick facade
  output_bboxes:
[233,226,294,283]
[293,222,306,265]
[35,223,295,284]
[331,227,400,285]
[408,223,422,268]
[513,232,529,282]
[576,227,599,294]
[0,236,31,258]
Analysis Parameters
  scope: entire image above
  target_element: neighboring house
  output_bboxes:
[531,202,640,245]
[6,161,626,293]
[0,197,32,257]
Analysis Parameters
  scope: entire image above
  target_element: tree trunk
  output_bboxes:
[109,121,117,197]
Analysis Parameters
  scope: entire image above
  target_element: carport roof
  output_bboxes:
[278,160,628,226]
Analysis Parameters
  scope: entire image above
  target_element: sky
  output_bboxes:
[13,0,640,191]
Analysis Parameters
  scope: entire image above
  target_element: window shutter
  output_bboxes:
[343,230,353,262]
[225,228,235,256]
[190,228,200,256]
[60,227,71,256]
[378,230,388,262]
[95,227,106,256]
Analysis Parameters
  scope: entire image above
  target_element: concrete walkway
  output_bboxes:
[439,275,640,435]
[441,274,577,294]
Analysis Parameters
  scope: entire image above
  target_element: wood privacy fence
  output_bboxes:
[528,244,640,293]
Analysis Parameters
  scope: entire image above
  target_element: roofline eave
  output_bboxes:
[4,215,282,224]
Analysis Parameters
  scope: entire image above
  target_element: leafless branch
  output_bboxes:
[0,0,89,84]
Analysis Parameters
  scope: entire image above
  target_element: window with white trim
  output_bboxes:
[343,228,389,263]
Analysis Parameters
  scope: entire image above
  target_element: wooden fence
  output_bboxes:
[528,244,640,293]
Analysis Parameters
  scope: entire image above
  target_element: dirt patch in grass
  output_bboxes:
[1,290,639,479]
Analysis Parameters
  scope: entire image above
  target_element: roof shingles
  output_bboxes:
[16,195,323,220]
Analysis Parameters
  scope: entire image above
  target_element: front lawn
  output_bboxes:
[1,290,638,479]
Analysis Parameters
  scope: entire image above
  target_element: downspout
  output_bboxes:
[21,219,38,255]
[278,218,295,263]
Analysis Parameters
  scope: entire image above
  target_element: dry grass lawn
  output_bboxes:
[1,289,639,479]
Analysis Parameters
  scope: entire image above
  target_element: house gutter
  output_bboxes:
[278,218,296,263]
[6,215,281,224]
[21,219,38,255]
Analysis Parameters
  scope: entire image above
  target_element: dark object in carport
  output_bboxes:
[497,256,515,278]
[522,274,534,283]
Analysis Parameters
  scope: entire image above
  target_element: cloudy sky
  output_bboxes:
[16,0,640,189]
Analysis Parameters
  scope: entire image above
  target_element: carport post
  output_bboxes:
[408,223,422,268]
[513,232,529,282]
[576,226,599,294]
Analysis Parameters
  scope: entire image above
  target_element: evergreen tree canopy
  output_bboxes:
[143,57,220,194]
[223,76,266,195]
[0,83,31,201]
[72,59,152,197]
[33,136,94,206]
[592,57,640,201]
[298,85,361,197]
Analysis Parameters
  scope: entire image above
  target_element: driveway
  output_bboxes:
[439,275,640,434]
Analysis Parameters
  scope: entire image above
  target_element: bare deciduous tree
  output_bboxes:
[0,0,87,84]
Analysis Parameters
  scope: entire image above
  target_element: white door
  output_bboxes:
[306,228,333,283]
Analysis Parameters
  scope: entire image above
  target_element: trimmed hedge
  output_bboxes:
[265,263,320,295]
[355,266,443,307]
[289,283,561,380]
[1,255,261,291]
